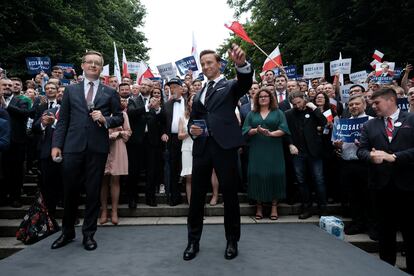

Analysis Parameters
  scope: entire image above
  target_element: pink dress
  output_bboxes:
[104,112,131,176]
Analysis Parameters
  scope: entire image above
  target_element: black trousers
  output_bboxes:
[167,134,182,202]
[39,157,62,217]
[61,151,107,237]
[126,142,142,200]
[374,186,414,274]
[1,142,25,201]
[188,137,240,242]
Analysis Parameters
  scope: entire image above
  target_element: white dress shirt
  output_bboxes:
[83,78,100,102]
[171,97,185,134]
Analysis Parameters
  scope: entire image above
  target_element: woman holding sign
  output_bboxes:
[242,88,290,220]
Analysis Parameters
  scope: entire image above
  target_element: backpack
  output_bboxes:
[16,192,60,244]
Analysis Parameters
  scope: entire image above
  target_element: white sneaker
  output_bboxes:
[159,184,165,194]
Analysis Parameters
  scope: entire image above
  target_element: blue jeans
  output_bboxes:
[292,153,327,208]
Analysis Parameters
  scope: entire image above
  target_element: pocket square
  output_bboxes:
[401,125,412,129]
[216,87,225,91]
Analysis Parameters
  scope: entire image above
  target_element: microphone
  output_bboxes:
[87,102,102,127]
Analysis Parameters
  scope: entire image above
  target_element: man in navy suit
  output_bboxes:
[51,51,123,251]
[183,44,252,261]
[357,87,414,274]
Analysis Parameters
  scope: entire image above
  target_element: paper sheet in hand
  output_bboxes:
[193,119,209,137]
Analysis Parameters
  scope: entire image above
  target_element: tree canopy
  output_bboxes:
[0,0,149,77]
[219,0,414,79]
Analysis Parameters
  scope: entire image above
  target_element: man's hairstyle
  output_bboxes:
[108,75,118,80]
[10,77,22,84]
[311,78,320,83]
[275,74,287,82]
[348,94,366,105]
[199,50,221,62]
[349,84,366,92]
[45,82,59,90]
[371,87,397,102]
[252,87,278,112]
[289,91,305,102]
[265,70,275,76]
[82,50,104,65]
[119,82,130,89]
[52,66,63,71]
[192,79,202,85]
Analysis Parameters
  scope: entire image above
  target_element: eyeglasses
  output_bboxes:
[259,96,270,99]
[83,60,102,67]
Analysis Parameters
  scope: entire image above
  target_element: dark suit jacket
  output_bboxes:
[32,107,59,159]
[0,108,10,152]
[239,94,250,106]
[6,95,30,144]
[127,95,148,144]
[285,107,327,158]
[52,81,123,154]
[279,99,291,112]
[189,69,253,156]
[357,112,414,191]
[239,102,251,126]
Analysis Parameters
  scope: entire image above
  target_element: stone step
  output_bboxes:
[0,203,342,219]
[0,237,26,260]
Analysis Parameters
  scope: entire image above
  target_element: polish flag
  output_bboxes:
[372,50,384,62]
[262,46,283,72]
[100,64,110,85]
[122,49,130,78]
[370,59,380,69]
[113,42,121,83]
[136,61,154,84]
[224,21,254,44]
[323,109,333,123]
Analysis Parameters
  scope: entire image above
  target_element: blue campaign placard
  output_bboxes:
[175,56,199,75]
[25,57,51,74]
[332,116,369,143]
[397,97,410,112]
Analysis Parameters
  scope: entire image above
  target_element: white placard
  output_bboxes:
[303,63,325,79]
[340,83,368,103]
[127,62,142,73]
[349,70,368,83]
[156,62,176,79]
[330,58,352,76]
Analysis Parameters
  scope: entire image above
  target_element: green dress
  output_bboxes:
[242,109,290,202]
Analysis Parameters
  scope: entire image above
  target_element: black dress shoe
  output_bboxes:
[83,236,97,251]
[225,241,238,260]
[183,242,199,261]
[169,198,182,207]
[298,210,312,220]
[51,233,75,249]
[128,198,137,209]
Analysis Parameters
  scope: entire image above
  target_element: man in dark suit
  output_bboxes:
[239,82,259,125]
[0,78,30,207]
[285,91,328,219]
[51,51,123,251]
[161,78,186,206]
[0,107,10,152]
[183,44,252,261]
[357,87,414,274]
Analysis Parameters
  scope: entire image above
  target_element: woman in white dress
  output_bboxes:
[178,94,195,204]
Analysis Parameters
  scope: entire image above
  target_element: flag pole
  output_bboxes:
[252,42,280,67]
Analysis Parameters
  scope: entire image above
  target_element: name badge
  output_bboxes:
[394,122,402,127]
[305,114,310,118]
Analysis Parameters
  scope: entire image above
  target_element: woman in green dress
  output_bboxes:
[242,88,290,220]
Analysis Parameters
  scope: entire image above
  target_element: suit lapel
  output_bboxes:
[392,111,407,140]
[206,78,226,107]
[93,83,105,107]
[376,117,388,141]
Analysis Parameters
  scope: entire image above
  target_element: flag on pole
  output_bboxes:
[338,52,344,86]
[136,61,154,84]
[113,42,121,83]
[191,31,201,78]
[372,50,384,62]
[122,49,130,78]
[224,21,254,44]
[370,59,380,69]
[100,64,110,85]
[262,46,283,71]
[323,109,333,123]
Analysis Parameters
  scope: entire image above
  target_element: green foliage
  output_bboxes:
[220,0,414,80]
[0,0,149,77]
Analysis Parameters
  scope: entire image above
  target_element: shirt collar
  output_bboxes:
[385,109,400,122]
[85,78,100,87]
[209,75,224,86]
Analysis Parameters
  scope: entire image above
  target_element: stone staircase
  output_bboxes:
[0,174,406,271]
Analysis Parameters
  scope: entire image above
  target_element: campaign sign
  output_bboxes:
[397,97,410,112]
[330,58,352,76]
[393,67,403,79]
[220,59,228,73]
[372,76,393,84]
[349,70,368,83]
[57,63,75,79]
[127,62,142,73]
[272,65,296,78]
[175,56,199,75]
[303,63,325,79]
[26,57,51,74]
[340,84,353,103]
[332,116,369,143]
[156,62,176,79]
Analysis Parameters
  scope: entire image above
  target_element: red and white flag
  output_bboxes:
[113,42,121,83]
[122,49,130,78]
[370,59,380,69]
[372,50,384,62]
[100,64,110,85]
[136,61,154,84]
[323,109,333,123]
[262,46,283,72]
[224,21,254,44]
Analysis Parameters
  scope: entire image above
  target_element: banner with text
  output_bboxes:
[397,98,410,112]
[156,62,177,79]
[332,116,369,143]
[303,63,325,79]
[25,57,51,74]
[175,56,199,76]
[330,58,352,76]
[372,76,394,84]
[127,62,142,73]
[340,83,368,103]
[349,70,368,83]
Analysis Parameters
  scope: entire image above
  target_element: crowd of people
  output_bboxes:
[0,48,413,271]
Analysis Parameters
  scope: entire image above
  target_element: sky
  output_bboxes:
[140,0,246,73]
